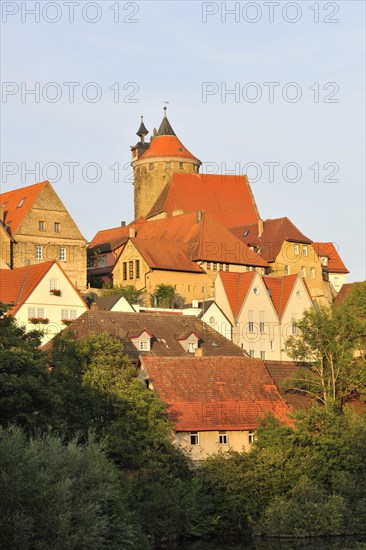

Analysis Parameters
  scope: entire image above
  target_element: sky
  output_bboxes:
[1,0,365,281]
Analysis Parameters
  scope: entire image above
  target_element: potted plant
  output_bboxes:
[29,317,49,324]
[61,319,73,325]
[50,288,62,296]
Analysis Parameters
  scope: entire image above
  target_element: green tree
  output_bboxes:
[152,283,183,308]
[284,304,366,408]
[101,284,142,304]
[0,306,54,431]
[0,426,146,549]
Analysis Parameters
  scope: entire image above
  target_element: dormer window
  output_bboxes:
[129,330,153,352]
[321,256,328,267]
[176,331,201,353]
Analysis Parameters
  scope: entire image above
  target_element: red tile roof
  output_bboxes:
[0,181,49,236]
[88,217,146,251]
[230,217,312,262]
[0,260,87,316]
[141,356,291,431]
[147,173,260,228]
[313,242,349,274]
[219,272,256,319]
[118,212,267,268]
[262,274,298,318]
[0,260,55,315]
[139,135,200,162]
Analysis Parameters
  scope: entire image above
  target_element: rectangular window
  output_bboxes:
[301,266,306,278]
[270,339,275,351]
[28,307,45,319]
[129,261,134,279]
[285,264,290,275]
[248,322,254,333]
[212,262,217,271]
[294,244,300,255]
[303,245,308,256]
[179,162,183,169]
[39,221,45,231]
[249,350,255,358]
[248,310,254,333]
[206,262,211,270]
[310,267,315,279]
[292,315,297,335]
[139,340,149,351]
[149,163,154,170]
[50,279,59,290]
[248,430,256,444]
[61,309,77,321]
[17,198,25,208]
[54,222,60,233]
[35,245,43,260]
[219,431,227,445]
[260,351,266,360]
[259,311,265,333]
[123,262,127,281]
[166,162,171,169]
[135,260,140,279]
[69,310,77,320]
[59,248,66,261]
[219,263,223,271]
[225,263,229,271]
[190,432,199,445]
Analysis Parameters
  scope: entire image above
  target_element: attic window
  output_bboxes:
[243,230,249,237]
[17,198,25,208]
[139,340,150,351]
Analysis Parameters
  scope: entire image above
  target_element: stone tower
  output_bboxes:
[131,108,201,220]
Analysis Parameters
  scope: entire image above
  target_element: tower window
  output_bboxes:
[179,162,183,169]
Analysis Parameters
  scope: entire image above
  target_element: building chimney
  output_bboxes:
[258,218,264,238]
[129,227,136,238]
[121,221,126,227]
[194,347,203,357]
[90,301,99,311]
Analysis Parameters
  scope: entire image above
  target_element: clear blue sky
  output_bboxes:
[1,1,365,281]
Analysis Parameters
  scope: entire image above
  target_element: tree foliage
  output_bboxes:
[284,299,366,408]
[101,284,142,304]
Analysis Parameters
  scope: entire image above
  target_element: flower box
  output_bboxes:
[50,289,62,296]
[29,317,49,325]
[61,319,73,325]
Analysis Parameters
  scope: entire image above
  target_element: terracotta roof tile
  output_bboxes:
[141,356,291,431]
[147,173,260,228]
[88,218,146,251]
[50,311,247,360]
[313,242,349,274]
[131,238,203,273]
[262,274,298,318]
[219,272,256,319]
[139,135,200,162]
[0,260,56,315]
[231,217,312,262]
[0,181,48,236]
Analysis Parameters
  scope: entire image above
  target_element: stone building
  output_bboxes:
[0,181,87,289]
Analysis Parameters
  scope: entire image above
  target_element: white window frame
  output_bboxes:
[248,430,256,444]
[28,307,45,319]
[303,245,308,256]
[219,431,228,445]
[301,266,306,278]
[139,340,150,351]
[294,244,300,255]
[270,339,275,351]
[50,279,59,290]
[59,248,66,262]
[310,267,315,279]
[35,245,43,260]
[190,432,199,445]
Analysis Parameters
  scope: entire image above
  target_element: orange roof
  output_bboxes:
[0,181,49,236]
[313,242,349,274]
[88,217,146,251]
[262,274,298,318]
[0,260,87,316]
[121,212,267,267]
[132,238,203,273]
[147,173,260,228]
[139,135,200,162]
[141,356,291,431]
[231,217,312,262]
[219,272,256,319]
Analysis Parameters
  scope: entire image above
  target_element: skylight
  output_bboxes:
[243,230,249,237]
[17,198,25,208]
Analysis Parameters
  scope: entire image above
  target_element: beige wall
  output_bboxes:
[14,263,88,344]
[329,273,348,293]
[270,242,332,305]
[0,224,11,267]
[200,303,233,341]
[176,430,254,460]
[12,183,87,289]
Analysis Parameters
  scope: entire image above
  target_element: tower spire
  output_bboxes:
[136,116,149,143]
[157,107,176,136]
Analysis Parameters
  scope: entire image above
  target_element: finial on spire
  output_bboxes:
[136,116,149,142]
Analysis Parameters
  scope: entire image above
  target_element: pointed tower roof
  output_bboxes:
[136,116,149,138]
[157,107,176,136]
